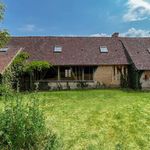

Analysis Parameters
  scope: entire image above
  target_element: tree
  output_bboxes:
[0,2,10,95]
[10,52,51,91]
[0,2,10,48]
[0,2,50,91]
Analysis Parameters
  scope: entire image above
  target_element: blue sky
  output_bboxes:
[1,0,150,37]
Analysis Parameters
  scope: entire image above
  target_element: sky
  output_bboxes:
[1,0,150,37]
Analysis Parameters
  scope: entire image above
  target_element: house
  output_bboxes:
[0,33,150,90]
[121,38,150,90]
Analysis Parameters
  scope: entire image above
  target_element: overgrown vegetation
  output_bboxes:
[0,87,150,150]
[0,1,11,95]
[1,90,148,150]
[0,95,60,150]
[0,51,56,149]
[0,84,13,97]
[128,65,143,89]
[0,2,59,150]
[120,73,129,88]
[1,51,51,92]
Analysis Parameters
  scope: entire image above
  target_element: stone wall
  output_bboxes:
[93,65,128,87]
[34,81,105,91]
[140,71,150,90]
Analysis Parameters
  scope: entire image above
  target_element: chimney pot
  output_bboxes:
[112,32,119,37]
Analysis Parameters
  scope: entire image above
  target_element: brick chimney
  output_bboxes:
[112,32,119,38]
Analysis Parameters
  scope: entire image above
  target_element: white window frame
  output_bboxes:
[54,46,62,53]
[100,46,108,53]
[65,69,71,78]
[0,48,8,52]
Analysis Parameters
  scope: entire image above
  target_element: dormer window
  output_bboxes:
[100,46,108,53]
[0,47,8,52]
[54,46,62,53]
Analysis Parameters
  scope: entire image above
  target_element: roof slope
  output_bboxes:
[121,38,150,70]
[8,36,129,66]
[0,46,22,74]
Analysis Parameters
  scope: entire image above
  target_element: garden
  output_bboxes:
[0,89,149,150]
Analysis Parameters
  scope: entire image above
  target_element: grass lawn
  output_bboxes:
[0,89,150,150]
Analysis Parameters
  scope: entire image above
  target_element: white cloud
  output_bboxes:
[18,24,43,33]
[90,28,150,37]
[120,28,150,37]
[123,0,150,22]
[90,33,110,37]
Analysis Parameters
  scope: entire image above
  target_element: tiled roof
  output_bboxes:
[0,46,22,74]
[1,36,150,74]
[120,38,150,70]
[8,36,129,66]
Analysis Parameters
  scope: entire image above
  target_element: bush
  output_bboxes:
[0,96,60,150]
[0,84,13,97]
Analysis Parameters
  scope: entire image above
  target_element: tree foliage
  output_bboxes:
[24,61,50,73]
[0,2,50,91]
[2,51,51,91]
[12,51,29,76]
[0,2,4,21]
[12,51,51,74]
[0,30,10,48]
[0,2,10,48]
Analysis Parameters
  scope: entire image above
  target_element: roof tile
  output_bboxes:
[8,36,129,66]
[120,38,150,70]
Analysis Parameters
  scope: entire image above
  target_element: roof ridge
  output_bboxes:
[11,36,113,38]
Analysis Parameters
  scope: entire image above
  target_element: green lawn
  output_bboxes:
[1,89,150,150]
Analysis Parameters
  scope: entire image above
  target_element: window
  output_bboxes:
[100,46,108,53]
[65,69,71,77]
[0,48,8,52]
[54,46,62,52]
[144,75,148,80]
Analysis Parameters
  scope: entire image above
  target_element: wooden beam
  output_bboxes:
[115,66,118,80]
[58,66,60,81]
[92,67,95,80]
[82,67,84,81]
[75,67,77,80]
[122,66,124,75]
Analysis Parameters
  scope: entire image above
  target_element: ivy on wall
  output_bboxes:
[120,73,129,88]
[128,65,143,89]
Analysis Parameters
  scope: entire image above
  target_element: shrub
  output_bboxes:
[0,96,60,150]
[0,84,13,97]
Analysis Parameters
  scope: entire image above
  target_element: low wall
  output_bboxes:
[34,80,107,91]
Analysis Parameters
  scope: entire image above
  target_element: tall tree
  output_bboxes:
[0,2,10,48]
